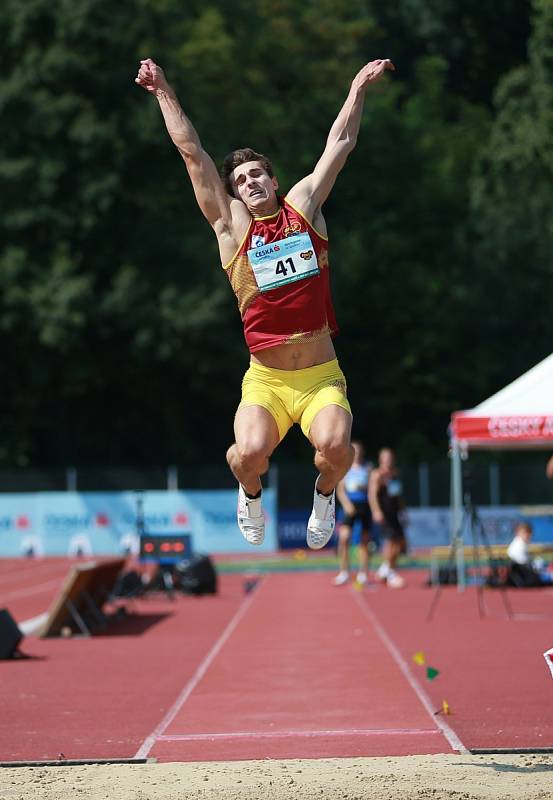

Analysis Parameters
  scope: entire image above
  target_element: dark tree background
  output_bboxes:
[1,0,552,469]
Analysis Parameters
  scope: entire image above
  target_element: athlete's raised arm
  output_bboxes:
[287,59,395,220]
[135,59,243,237]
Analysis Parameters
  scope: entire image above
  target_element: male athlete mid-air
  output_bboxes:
[136,57,395,548]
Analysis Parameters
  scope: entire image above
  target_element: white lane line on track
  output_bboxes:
[0,579,62,603]
[134,577,266,760]
[157,728,440,742]
[351,589,468,754]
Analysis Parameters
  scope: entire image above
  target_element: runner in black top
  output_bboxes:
[369,447,407,588]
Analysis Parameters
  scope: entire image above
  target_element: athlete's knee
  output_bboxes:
[232,437,271,473]
[315,432,353,466]
[338,526,352,544]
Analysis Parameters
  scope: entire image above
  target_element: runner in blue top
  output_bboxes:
[333,441,373,586]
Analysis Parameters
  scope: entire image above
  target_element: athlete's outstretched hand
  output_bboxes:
[135,58,170,95]
[352,59,395,92]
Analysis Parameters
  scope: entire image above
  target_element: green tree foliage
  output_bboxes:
[0,0,544,467]
[469,0,553,393]
[374,0,532,103]
[332,55,490,456]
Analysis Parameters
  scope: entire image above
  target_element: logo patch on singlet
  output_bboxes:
[251,235,265,248]
[283,221,302,237]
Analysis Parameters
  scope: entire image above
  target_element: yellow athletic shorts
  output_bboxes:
[239,358,352,441]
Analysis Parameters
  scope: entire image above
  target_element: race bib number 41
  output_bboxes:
[247,232,319,292]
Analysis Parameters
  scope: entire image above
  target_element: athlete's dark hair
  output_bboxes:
[221,148,274,196]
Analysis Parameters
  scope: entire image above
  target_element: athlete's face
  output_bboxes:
[231,161,279,214]
[379,449,395,472]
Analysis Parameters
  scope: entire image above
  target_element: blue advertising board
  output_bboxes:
[0,489,278,556]
[276,506,553,551]
[1,492,551,557]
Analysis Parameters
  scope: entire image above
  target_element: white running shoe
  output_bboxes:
[387,570,405,589]
[307,481,335,549]
[355,571,368,586]
[376,562,390,582]
[332,570,350,586]
[237,485,265,546]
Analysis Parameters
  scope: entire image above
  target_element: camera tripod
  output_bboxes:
[427,492,513,620]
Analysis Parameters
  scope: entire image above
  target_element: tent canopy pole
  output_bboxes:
[450,439,465,591]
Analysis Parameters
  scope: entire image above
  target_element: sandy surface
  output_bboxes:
[1,754,553,799]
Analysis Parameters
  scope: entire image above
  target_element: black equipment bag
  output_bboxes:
[175,555,217,595]
[426,566,458,586]
[0,609,23,659]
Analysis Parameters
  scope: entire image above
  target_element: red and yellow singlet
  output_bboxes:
[223,197,338,353]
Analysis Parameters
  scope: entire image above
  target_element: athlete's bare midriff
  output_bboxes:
[250,335,336,370]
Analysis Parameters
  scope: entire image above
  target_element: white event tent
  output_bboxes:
[447,353,553,586]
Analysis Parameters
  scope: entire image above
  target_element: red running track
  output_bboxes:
[357,575,553,752]
[2,562,553,762]
[142,572,456,761]
[0,573,249,762]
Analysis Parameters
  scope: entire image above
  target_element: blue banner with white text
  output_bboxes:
[0,490,277,556]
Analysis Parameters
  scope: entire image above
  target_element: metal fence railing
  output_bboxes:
[0,458,551,507]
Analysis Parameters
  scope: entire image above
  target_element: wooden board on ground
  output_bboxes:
[40,558,126,638]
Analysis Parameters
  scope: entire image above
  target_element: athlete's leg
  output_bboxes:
[226,405,280,496]
[309,405,354,494]
[357,530,371,576]
[381,534,406,588]
[338,524,352,572]
[333,522,352,584]
[383,537,399,569]
[228,405,281,546]
[357,503,373,580]
[304,405,353,549]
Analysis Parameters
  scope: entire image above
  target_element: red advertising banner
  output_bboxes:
[452,414,553,443]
